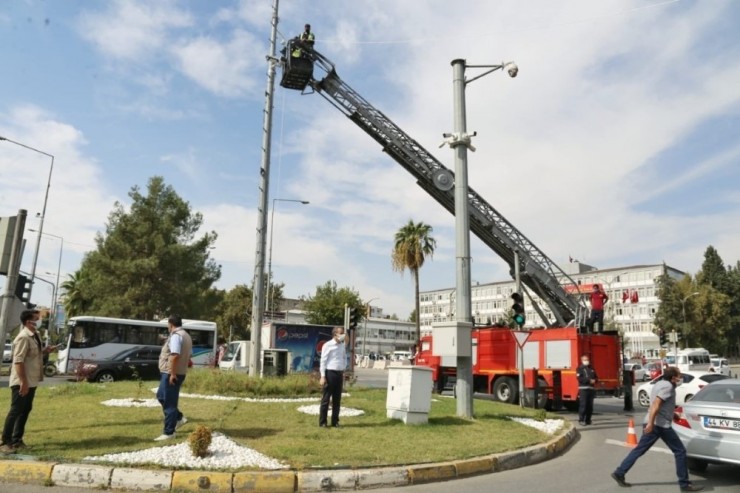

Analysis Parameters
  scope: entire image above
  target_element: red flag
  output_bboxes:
[631,290,639,303]
[622,290,629,303]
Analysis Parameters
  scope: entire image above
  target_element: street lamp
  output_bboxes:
[441,59,517,419]
[29,229,63,332]
[266,198,309,315]
[362,297,380,357]
[0,136,55,302]
[680,291,700,349]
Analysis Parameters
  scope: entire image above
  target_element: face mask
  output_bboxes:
[31,320,42,329]
[337,334,346,343]
[582,360,590,366]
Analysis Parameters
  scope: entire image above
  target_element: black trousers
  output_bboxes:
[319,370,343,426]
[2,386,37,445]
[587,310,604,332]
[578,388,595,423]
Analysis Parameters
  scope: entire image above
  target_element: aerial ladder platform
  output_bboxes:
[280,41,589,328]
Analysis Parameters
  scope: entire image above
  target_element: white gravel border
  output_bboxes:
[148,388,349,403]
[508,416,563,435]
[102,398,160,408]
[296,405,365,417]
[84,432,286,470]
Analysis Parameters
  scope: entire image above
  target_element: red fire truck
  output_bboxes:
[416,327,621,409]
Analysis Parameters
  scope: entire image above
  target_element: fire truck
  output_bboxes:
[279,41,622,408]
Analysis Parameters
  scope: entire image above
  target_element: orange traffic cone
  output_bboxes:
[625,418,638,447]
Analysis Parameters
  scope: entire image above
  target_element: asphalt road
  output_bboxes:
[1,369,739,492]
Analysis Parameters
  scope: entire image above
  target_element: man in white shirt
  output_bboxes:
[319,327,347,427]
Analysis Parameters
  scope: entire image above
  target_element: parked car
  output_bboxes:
[624,363,647,382]
[674,379,740,472]
[709,357,732,376]
[3,343,11,363]
[637,371,730,407]
[645,361,665,380]
[79,346,162,383]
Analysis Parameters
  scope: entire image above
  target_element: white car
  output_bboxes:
[709,357,732,376]
[637,371,730,407]
[624,363,648,382]
[2,343,11,363]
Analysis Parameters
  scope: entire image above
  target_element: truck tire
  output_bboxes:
[521,378,550,409]
[493,377,518,404]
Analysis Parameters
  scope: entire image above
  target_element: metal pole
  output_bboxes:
[0,137,54,302]
[249,0,280,377]
[266,198,277,314]
[0,210,27,376]
[53,237,63,331]
[515,249,525,406]
[451,59,474,418]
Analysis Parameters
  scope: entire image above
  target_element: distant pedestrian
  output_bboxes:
[1,310,58,454]
[576,354,597,425]
[587,284,608,333]
[611,367,704,491]
[215,337,227,367]
[319,327,347,428]
[154,315,192,441]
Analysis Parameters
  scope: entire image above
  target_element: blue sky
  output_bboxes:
[1,0,739,318]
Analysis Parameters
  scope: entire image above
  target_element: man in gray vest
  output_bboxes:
[154,315,192,441]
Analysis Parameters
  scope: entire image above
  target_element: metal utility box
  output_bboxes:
[431,321,472,367]
[386,366,433,425]
[262,349,290,377]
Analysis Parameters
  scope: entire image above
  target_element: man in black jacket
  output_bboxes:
[577,354,598,425]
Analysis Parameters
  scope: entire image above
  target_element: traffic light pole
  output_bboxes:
[514,249,525,406]
[0,210,27,377]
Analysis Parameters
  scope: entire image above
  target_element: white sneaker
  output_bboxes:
[176,416,188,430]
[154,434,175,441]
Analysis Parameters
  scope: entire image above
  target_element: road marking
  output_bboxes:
[604,438,673,455]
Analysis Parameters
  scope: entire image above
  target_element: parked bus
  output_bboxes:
[57,316,217,374]
[665,348,711,373]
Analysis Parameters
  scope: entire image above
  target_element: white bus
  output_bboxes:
[665,348,711,373]
[57,316,218,374]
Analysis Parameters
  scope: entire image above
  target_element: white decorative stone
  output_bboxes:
[296,405,365,417]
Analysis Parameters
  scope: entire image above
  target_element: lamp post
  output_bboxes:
[0,136,55,302]
[680,291,700,350]
[362,297,380,357]
[29,229,63,332]
[266,198,309,316]
[442,58,517,418]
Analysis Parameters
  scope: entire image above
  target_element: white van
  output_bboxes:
[665,348,711,373]
[392,350,412,361]
[709,357,731,376]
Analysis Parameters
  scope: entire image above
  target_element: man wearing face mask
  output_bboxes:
[1,310,58,454]
[612,366,703,491]
[576,354,598,425]
[319,327,347,428]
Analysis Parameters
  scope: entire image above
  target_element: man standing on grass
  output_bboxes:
[1,309,58,454]
[319,326,347,428]
[611,366,704,491]
[154,315,192,441]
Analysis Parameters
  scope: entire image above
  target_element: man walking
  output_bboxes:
[319,326,347,428]
[1,309,57,454]
[587,284,608,333]
[576,354,597,425]
[154,315,192,441]
[611,366,703,491]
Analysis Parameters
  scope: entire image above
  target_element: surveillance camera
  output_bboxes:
[507,63,518,78]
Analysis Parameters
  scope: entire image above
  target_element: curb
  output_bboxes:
[0,422,576,491]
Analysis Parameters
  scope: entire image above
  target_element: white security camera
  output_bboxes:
[506,62,518,78]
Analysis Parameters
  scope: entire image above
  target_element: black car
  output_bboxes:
[80,346,162,383]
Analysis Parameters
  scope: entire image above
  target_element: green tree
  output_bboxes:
[654,273,692,335]
[303,280,363,326]
[216,285,252,341]
[408,308,417,323]
[696,246,729,292]
[78,176,221,319]
[60,270,90,319]
[727,261,740,356]
[686,285,730,353]
[391,220,436,345]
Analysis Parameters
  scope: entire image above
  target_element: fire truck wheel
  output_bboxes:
[493,377,518,404]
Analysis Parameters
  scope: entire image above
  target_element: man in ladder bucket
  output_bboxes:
[611,366,704,491]
[291,23,315,58]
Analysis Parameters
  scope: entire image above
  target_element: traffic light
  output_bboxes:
[659,329,666,345]
[511,292,525,327]
[349,307,360,330]
[14,274,34,308]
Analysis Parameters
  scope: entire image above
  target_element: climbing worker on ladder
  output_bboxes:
[291,23,315,58]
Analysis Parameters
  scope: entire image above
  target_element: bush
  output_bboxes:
[188,425,212,458]
[183,369,322,397]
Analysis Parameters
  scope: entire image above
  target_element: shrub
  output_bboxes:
[188,425,212,458]
[182,370,322,397]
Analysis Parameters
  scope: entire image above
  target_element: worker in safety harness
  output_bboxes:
[291,23,315,58]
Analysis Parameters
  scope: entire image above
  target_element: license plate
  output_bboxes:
[703,416,740,430]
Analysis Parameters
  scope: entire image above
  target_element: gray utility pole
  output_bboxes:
[0,210,27,376]
[248,0,280,377]
[445,58,518,418]
[514,249,525,407]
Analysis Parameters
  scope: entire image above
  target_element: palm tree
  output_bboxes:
[391,220,436,346]
[61,270,87,319]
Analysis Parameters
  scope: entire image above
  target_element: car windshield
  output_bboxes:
[691,383,740,403]
[699,374,729,383]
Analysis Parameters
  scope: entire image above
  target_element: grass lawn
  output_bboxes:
[0,370,562,470]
